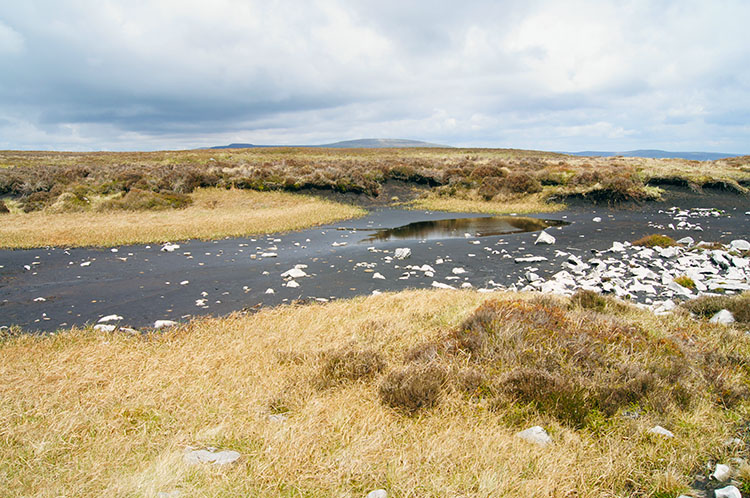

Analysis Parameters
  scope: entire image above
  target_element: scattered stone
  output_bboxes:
[183,449,241,465]
[431,281,455,290]
[648,425,674,438]
[730,240,750,251]
[676,236,695,245]
[286,280,300,288]
[281,268,307,279]
[98,314,123,322]
[373,272,386,280]
[592,217,602,223]
[366,490,388,498]
[461,282,473,288]
[93,324,116,332]
[709,309,735,324]
[332,241,347,247]
[80,261,92,267]
[516,426,552,446]
[260,252,277,258]
[179,280,189,285]
[33,297,46,302]
[265,288,275,294]
[714,485,741,498]
[711,463,731,482]
[452,267,466,275]
[535,231,556,245]
[161,243,180,252]
[154,320,177,329]
[394,248,411,259]
[515,256,548,263]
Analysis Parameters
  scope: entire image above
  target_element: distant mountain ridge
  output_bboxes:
[566,149,742,161]
[208,138,449,149]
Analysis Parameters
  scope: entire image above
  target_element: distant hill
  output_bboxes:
[319,138,448,148]
[208,138,449,149]
[567,149,742,161]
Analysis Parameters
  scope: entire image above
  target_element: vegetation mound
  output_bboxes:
[2,290,750,496]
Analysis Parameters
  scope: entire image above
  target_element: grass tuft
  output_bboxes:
[319,345,387,386]
[681,293,750,324]
[379,362,448,414]
[633,233,676,248]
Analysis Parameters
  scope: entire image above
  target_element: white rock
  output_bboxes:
[419,264,435,273]
[709,309,735,324]
[431,281,456,290]
[730,240,750,251]
[264,288,275,294]
[98,314,123,323]
[80,261,92,267]
[366,490,388,498]
[179,280,189,285]
[281,268,307,279]
[154,320,177,329]
[516,426,552,446]
[515,256,548,263]
[33,297,46,302]
[535,231,556,245]
[610,241,626,252]
[394,248,411,259]
[714,485,742,498]
[711,463,731,482]
[184,449,241,465]
[260,252,277,258]
[93,324,116,332]
[676,236,695,245]
[195,299,207,306]
[331,241,347,247]
[286,280,300,288]
[161,243,180,252]
[373,272,386,280]
[452,267,466,275]
[461,282,473,289]
[648,425,674,438]
[592,217,602,223]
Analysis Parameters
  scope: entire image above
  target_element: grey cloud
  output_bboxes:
[0,0,748,152]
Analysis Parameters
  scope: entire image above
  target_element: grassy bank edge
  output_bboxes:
[0,189,366,249]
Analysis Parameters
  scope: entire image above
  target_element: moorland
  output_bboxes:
[1,147,750,498]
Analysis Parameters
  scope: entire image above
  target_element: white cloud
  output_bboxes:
[0,0,748,152]
[0,21,24,55]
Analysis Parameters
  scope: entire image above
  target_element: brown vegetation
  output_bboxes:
[2,290,750,496]
[633,233,676,248]
[1,149,747,215]
[681,293,750,324]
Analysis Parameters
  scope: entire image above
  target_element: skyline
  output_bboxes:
[1,1,749,152]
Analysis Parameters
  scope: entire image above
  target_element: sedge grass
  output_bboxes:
[0,188,364,249]
[409,191,565,214]
[1,289,748,497]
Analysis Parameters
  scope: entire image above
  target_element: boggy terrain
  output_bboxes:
[1,148,750,497]
[1,147,749,215]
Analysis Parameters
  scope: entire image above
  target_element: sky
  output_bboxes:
[0,0,748,152]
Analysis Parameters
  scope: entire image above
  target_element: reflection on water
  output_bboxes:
[363,216,569,242]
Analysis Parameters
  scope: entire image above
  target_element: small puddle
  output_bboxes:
[363,216,569,242]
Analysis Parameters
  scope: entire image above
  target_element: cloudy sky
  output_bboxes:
[1,1,748,152]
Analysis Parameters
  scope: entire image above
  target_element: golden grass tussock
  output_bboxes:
[2,289,749,497]
[0,188,364,248]
[410,191,565,214]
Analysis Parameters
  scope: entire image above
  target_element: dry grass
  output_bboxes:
[0,188,364,248]
[632,234,677,248]
[410,192,565,214]
[1,149,747,215]
[1,289,749,497]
